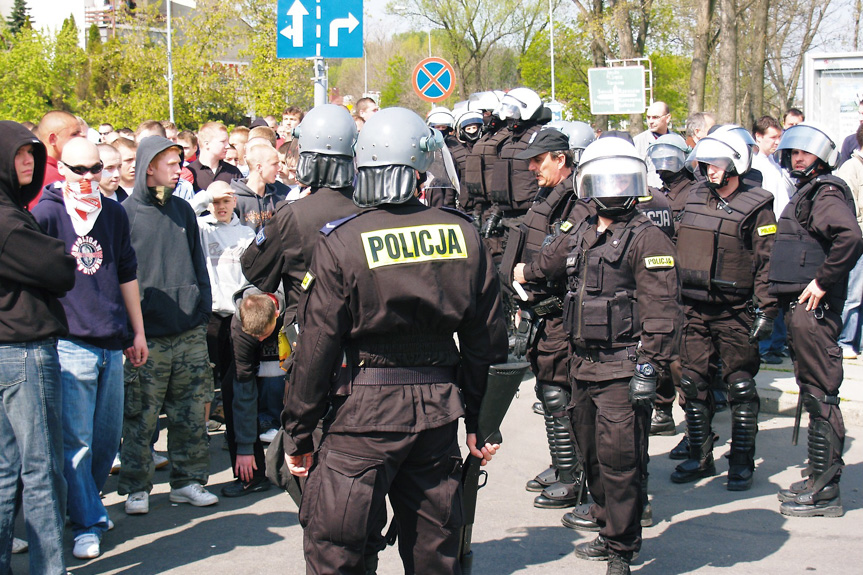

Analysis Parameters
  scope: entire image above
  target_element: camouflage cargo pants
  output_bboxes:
[118,325,210,494]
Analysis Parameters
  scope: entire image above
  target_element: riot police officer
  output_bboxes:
[670,129,778,491]
[645,133,694,437]
[770,123,863,517]
[528,138,682,575]
[282,108,508,573]
[502,126,594,509]
[423,107,461,209]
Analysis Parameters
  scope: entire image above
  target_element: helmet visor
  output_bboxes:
[497,102,523,121]
[776,125,836,163]
[693,139,740,173]
[647,143,685,173]
[577,156,647,200]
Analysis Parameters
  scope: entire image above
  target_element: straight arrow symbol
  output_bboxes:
[328,12,359,47]
[279,0,309,48]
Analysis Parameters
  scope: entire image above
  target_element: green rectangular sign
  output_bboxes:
[588,66,646,115]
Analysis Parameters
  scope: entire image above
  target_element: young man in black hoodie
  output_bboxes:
[119,136,217,515]
[0,121,76,575]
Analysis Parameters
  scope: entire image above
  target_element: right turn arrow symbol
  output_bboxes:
[329,12,359,47]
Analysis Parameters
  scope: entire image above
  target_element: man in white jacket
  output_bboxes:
[193,181,254,425]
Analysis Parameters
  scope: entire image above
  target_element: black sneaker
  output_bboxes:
[221,477,271,498]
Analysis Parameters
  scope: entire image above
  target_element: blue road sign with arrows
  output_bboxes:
[277,0,363,59]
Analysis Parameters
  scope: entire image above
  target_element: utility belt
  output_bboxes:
[350,365,457,386]
[572,345,638,364]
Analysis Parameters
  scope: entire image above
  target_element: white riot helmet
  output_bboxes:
[496,87,544,123]
[693,129,752,189]
[577,138,647,216]
[455,111,484,144]
[353,107,445,207]
[711,124,759,157]
[468,91,500,113]
[648,133,690,174]
[426,107,455,130]
[776,122,839,178]
[293,104,357,188]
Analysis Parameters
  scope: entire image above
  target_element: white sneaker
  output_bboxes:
[152,452,169,470]
[125,491,149,515]
[110,454,121,474]
[259,428,278,443]
[170,483,219,507]
[72,533,100,560]
[11,537,28,554]
[107,519,114,531]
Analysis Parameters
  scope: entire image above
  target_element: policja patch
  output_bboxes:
[361,224,468,269]
[644,255,675,269]
[301,271,315,291]
[757,224,777,236]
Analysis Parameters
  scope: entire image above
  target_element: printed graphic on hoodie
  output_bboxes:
[71,235,104,275]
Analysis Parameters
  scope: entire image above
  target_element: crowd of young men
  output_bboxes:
[1,93,861,575]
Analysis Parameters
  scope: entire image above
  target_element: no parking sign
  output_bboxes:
[412,57,456,103]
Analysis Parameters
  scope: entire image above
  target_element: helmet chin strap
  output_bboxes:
[699,162,732,190]
[790,159,822,180]
[593,196,637,217]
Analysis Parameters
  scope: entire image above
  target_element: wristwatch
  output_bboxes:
[635,363,656,377]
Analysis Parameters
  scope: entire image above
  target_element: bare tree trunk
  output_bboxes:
[747,0,769,126]
[717,0,738,123]
[689,0,715,113]
[855,0,862,51]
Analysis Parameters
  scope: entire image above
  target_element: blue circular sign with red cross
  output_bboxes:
[413,57,456,103]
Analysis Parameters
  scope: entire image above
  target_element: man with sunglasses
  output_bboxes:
[32,137,148,560]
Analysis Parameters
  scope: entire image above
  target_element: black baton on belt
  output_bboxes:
[458,361,529,574]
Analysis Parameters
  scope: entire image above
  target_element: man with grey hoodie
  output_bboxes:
[118,136,217,515]
[230,142,289,232]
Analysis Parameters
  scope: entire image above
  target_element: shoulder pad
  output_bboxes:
[320,213,360,236]
[439,206,474,222]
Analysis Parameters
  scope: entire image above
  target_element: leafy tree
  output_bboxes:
[380,55,409,108]
[6,0,31,35]
[0,25,53,120]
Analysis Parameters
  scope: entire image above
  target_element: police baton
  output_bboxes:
[458,361,530,574]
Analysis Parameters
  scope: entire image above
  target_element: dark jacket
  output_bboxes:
[33,182,137,349]
[0,121,76,343]
[123,136,211,337]
[283,199,508,455]
[187,158,243,193]
[230,178,289,233]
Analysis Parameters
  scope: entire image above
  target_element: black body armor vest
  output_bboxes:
[768,175,855,296]
[490,124,543,211]
[562,214,655,349]
[676,185,773,302]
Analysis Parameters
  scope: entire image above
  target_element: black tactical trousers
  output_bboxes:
[786,302,846,475]
[300,422,463,575]
[680,301,761,398]
[569,377,649,555]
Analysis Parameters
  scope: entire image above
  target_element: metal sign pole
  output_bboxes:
[313,57,327,107]
[167,0,175,123]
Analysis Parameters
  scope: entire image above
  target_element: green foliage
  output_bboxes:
[380,55,408,108]
[650,51,691,129]
[0,25,53,121]
[6,0,31,35]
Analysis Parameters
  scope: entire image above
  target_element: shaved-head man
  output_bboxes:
[98,143,126,202]
[31,133,146,562]
[188,121,243,192]
[225,138,288,232]
[33,110,85,207]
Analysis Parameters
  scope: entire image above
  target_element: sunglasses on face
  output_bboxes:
[64,161,104,175]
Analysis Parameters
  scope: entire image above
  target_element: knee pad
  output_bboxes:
[680,375,708,400]
[541,384,571,415]
[727,375,757,403]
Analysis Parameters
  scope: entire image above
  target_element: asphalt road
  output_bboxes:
[12,372,863,574]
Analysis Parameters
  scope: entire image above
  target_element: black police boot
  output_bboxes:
[561,503,599,532]
[532,401,545,415]
[606,553,632,575]
[671,401,716,483]
[574,535,610,561]
[534,480,582,509]
[363,554,379,575]
[779,417,844,517]
[669,434,690,460]
[650,404,675,436]
[526,466,557,492]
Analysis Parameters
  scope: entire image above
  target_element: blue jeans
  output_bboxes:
[257,375,284,429]
[0,340,66,575]
[58,339,124,537]
[839,253,863,352]
[759,309,787,356]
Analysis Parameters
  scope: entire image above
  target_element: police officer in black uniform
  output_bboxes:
[644,133,694,437]
[282,108,508,574]
[770,123,863,517]
[527,138,682,575]
[670,129,778,491]
[501,126,593,509]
